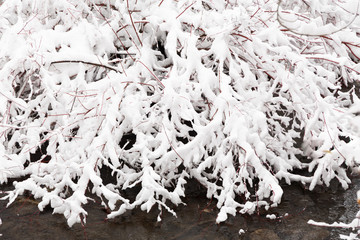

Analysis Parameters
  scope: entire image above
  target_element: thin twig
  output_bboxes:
[277,0,359,36]
[127,0,143,47]
[176,1,196,19]
[158,0,165,7]
[162,123,185,162]
[50,60,121,73]
[137,60,165,89]
[92,5,135,61]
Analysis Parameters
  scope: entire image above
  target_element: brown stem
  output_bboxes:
[127,0,143,47]
[50,60,121,73]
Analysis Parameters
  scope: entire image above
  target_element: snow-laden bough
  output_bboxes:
[0,0,360,231]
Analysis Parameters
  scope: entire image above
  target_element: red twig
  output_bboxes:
[17,13,39,34]
[80,216,88,240]
[209,108,218,121]
[265,10,310,21]
[344,43,360,61]
[257,17,268,28]
[306,56,360,74]
[158,0,165,7]
[162,123,185,162]
[92,5,135,61]
[176,1,196,19]
[120,81,156,91]
[231,33,252,42]
[250,7,260,19]
[0,92,27,109]
[137,60,165,89]
[127,0,143,47]
[198,197,214,220]
[50,60,121,73]
[322,112,346,161]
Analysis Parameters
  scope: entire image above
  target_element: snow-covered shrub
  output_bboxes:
[0,0,360,227]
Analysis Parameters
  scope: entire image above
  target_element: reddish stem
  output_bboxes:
[127,0,143,47]
[176,1,195,19]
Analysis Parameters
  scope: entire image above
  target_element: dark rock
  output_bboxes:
[279,227,330,240]
[250,229,280,240]
[302,228,330,240]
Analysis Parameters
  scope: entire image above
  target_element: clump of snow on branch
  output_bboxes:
[0,0,360,227]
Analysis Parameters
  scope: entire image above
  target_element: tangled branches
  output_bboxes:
[0,0,360,228]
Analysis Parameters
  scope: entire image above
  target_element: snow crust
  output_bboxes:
[0,0,360,231]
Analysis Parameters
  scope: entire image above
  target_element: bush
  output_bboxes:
[0,0,360,228]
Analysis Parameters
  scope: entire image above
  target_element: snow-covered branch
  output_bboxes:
[0,0,360,229]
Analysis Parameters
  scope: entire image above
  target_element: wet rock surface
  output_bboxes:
[0,178,359,240]
[249,229,280,240]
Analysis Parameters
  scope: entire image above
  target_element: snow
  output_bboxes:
[266,214,277,220]
[309,201,360,238]
[0,1,360,238]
